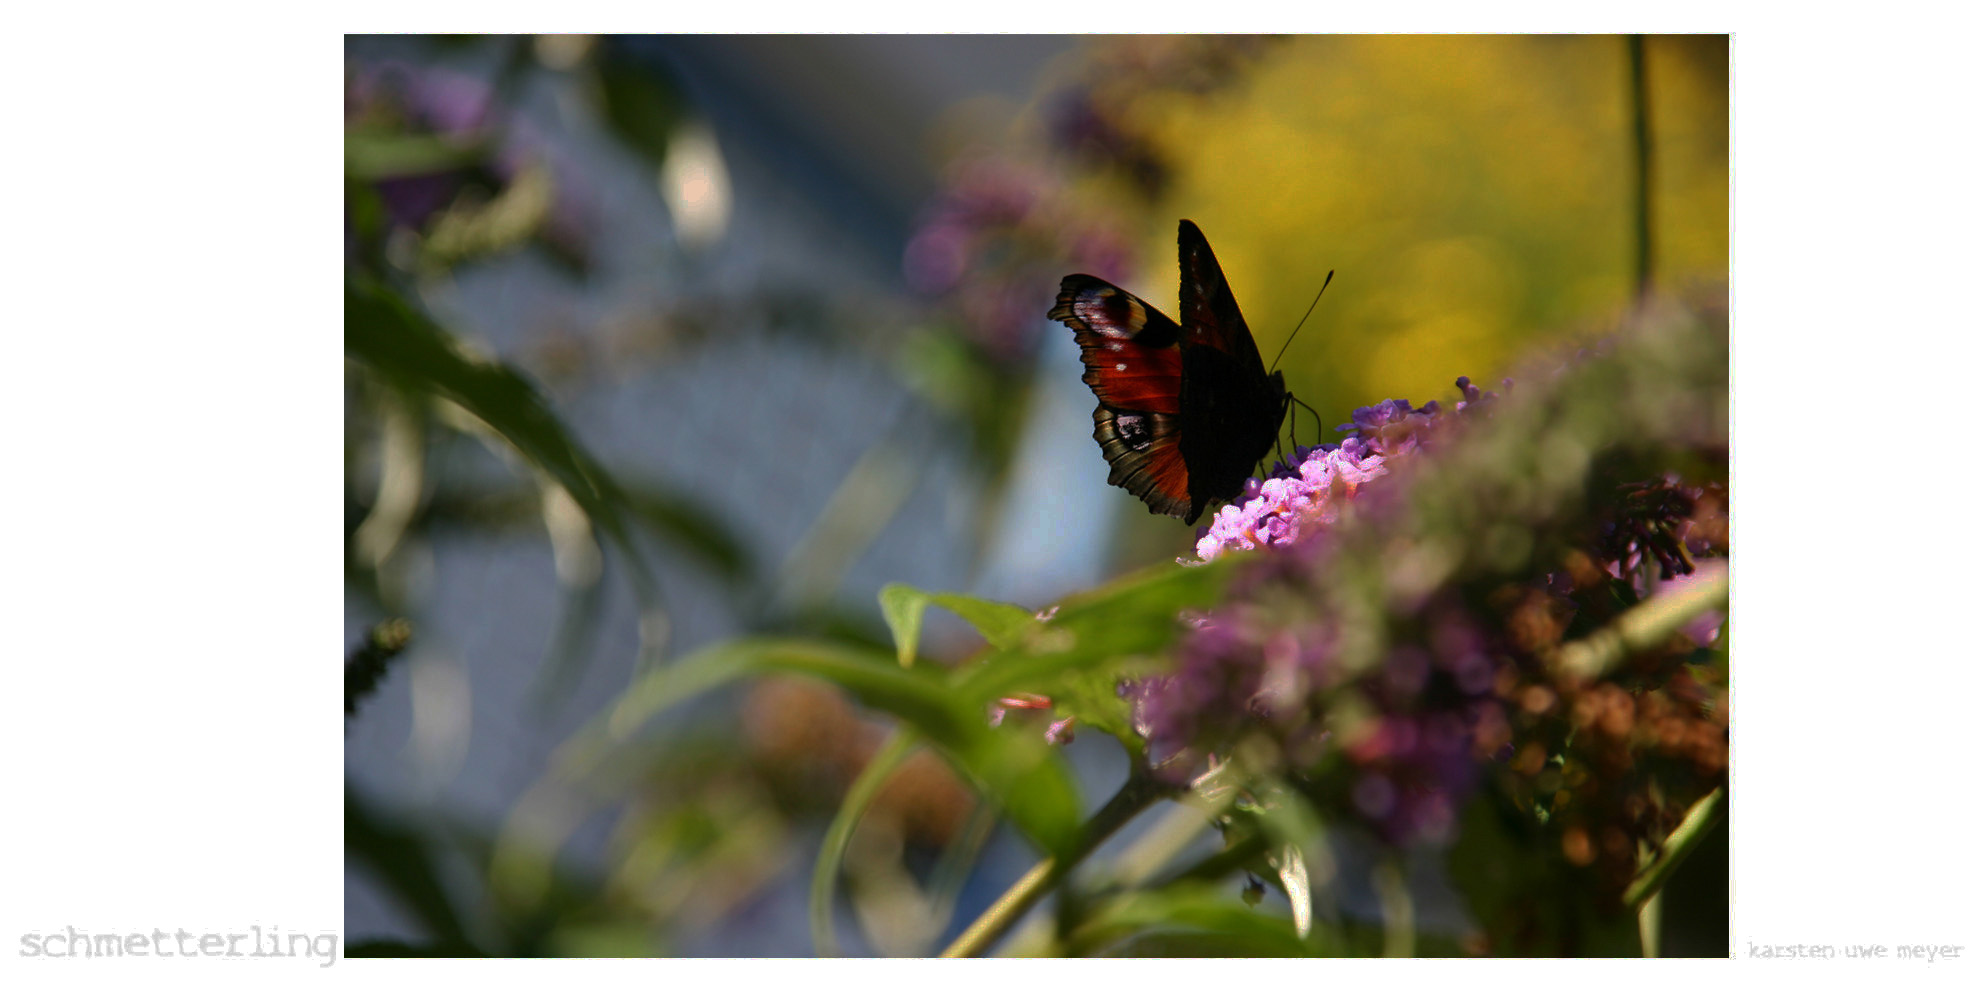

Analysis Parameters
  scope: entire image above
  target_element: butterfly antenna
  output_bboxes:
[1268,269,1334,374]
[1289,394,1325,447]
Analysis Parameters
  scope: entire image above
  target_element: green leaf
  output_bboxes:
[961,555,1242,697]
[880,584,1037,667]
[590,51,686,166]
[878,584,928,667]
[419,161,555,270]
[344,785,478,953]
[345,275,645,572]
[1040,662,1151,753]
[622,482,754,582]
[344,128,488,180]
[933,593,1036,649]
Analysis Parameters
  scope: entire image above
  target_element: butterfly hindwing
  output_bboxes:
[1092,405,1191,519]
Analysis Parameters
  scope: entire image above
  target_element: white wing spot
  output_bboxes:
[1115,363,1127,371]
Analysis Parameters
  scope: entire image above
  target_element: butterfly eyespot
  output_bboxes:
[1115,411,1154,450]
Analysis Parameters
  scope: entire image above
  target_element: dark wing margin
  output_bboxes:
[1176,219,1267,371]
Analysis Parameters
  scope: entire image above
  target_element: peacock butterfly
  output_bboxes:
[1049,219,1290,525]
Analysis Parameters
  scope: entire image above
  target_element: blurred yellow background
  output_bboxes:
[1114,35,1726,414]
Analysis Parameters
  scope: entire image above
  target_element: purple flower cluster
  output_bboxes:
[1103,314,1732,909]
[1134,378,1554,846]
[1124,615,1334,780]
[1194,438,1389,561]
[1195,383,1496,561]
[1128,594,1514,846]
[1599,475,1702,583]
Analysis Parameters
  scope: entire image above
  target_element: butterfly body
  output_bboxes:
[1050,220,1289,525]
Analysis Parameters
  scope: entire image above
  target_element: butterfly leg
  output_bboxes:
[1288,393,1324,448]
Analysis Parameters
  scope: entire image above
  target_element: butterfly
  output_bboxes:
[1049,219,1290,525]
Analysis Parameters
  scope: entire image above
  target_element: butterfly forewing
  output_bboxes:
[1053,276,1184,413]
[1176,219,1268,371]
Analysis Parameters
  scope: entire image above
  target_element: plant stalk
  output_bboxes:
[940,772,1167,957]
[1624,786,1725,910]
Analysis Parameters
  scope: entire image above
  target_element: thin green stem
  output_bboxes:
[1096,763,1243,890]
[1627,34,1655,302]
[1624,786,1725,910]
[1373,856,1414,958]
[940,772,1168,958]
[809,729,918,956]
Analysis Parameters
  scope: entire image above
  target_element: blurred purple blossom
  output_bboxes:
[1599,475,1702,582]
[903,158,1135,363]
[903,37,1271,366]
[345,59,595,263]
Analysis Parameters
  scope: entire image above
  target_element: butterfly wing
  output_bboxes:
[1049,275,1193,519]
[1176,219,1268,369]
[1172,220,1288,522]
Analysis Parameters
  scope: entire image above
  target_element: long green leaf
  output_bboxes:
[345,275,652,592]
[344,129,488,180]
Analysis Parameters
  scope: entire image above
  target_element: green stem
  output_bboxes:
[1555,568,1727,681]
[1639,888,1663,957]
[1373,856,1414,958]
[1627,34,1655,302]
[940,772,1168,958]
[809,729,918,956]
[1624,786,1725,910]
